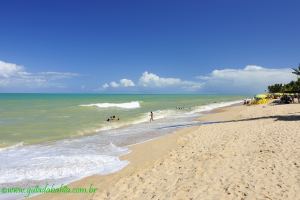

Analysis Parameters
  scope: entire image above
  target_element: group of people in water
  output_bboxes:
[106,115,120,122]
[106,106,190,123]
[176,106,192,110]
[105,105,193,123]
[106,112,154,123]
[176,106,185,110]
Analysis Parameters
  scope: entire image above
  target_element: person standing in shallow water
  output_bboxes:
[150,111,154,122]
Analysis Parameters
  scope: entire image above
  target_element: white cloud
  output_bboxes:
[120,79,135,87]
[102,72,202,91]
[100,65,296,93]
[0,60,28,78]
[102,78,135,89]
[139,71,202,90]
[198,65,296,93]
[110,81,120,88]
[0,60,78,89]
[102,83,109,89]
[38,72,78,80]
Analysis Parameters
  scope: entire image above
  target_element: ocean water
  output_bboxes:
[0,94,244,194]
[0,94,243,147]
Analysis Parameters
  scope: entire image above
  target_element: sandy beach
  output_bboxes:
[32,102,300,200]
[2,1,300,200]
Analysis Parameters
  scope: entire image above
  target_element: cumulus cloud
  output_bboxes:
[110,81,120,88]
[0,60,28,78]
[139,71,202,90]
[102,83,109,89]
[102,72,201,91]
[100,65,296,93]
[0,60,78,89]
[102,78,135,89]
[120,79,135,87]
[198,65,296,93]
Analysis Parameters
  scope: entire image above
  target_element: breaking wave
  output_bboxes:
[80,101,140,109]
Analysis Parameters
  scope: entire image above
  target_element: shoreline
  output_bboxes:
[31,102,300,199]
[29,103,241,200]
[30,120,198,200]
[29,103,242,200]
[0,100,242,150]
[0,99,243,200]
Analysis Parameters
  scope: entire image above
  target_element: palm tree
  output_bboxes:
[292,63,300,76]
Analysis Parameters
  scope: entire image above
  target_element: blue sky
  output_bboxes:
[0,0,299,93]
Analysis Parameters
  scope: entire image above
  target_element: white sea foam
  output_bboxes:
[80,111,165,134]
[189,100,242,114]
[0,142,24,152]
[80,101,140,109]
[81,100,242,135]
[0,155,128,184]
[93,109,178,132]
[120,100,242,125]
[0,142,129,184]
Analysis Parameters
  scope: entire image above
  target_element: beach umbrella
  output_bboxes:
[255,94,267,99]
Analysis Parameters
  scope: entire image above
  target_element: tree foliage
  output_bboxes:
[268,78,300,93]
[292,63,300,76]
[268,64,300,93]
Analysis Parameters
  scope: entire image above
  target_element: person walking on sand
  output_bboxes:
[150,111,154,122]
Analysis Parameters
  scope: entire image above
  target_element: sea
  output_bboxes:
[0,94,244,198]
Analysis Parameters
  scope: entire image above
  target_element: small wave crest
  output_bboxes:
[80,101,140,109]
[189,100,242,114]
[78,100,242,136]
[0,142,24,152]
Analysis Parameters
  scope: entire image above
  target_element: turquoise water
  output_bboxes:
[0,94,244,147]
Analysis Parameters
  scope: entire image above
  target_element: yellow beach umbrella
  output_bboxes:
[255,94,267,99]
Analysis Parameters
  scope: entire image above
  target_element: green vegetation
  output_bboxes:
[268,64,300,93]
[268,78,300,93]
[292,64,300,76]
